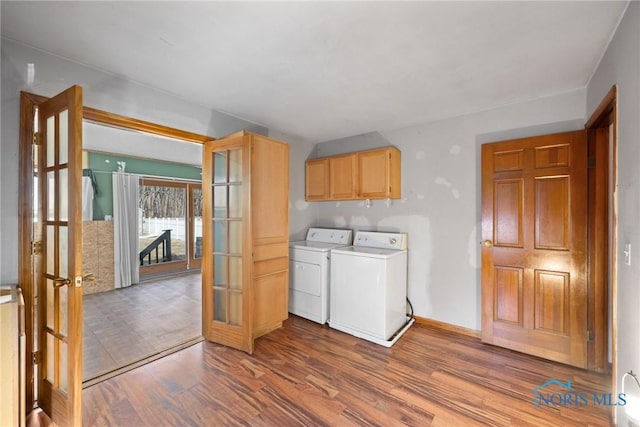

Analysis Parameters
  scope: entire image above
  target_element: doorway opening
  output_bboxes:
[585,85,618,399]
[77,144,205,382]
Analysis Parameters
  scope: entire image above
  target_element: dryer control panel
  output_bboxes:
[305,228,353,245]
[353,232,407,250]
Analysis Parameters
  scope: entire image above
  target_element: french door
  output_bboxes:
[201,137,253,353]
[20,86,216,425]
[36,86,84,426]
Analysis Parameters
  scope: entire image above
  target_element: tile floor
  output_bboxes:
[82,273,202,381]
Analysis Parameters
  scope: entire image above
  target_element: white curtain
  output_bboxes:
[82,176,94,220]
[113,172,140,288]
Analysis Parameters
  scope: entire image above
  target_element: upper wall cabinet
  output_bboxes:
[305,158,329,200]
[329,153,358,200]
[305,147,401,201]
[358,147,401,199]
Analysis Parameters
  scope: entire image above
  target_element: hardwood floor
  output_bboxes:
[83,273,201,382]
[83,316,612,426]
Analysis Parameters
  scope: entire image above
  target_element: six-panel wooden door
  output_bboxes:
[481,130,589,368]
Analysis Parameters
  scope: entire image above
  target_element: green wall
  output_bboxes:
[87,152,202,220]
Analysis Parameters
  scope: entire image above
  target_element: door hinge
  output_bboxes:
[588,330,595,341]
[588,156,596,169]
[32,351,40,365]
[32,132,41,146]
[31,240,43,255]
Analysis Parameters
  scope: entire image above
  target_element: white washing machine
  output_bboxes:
[289,228,353,324]
[329,231,414,347]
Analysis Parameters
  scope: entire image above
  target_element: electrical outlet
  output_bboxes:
[624,243,632,266]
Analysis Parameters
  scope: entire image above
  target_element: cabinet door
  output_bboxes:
[305,158,329,200]
[359,148,401,199]
[330,154,358,199]
[359,149,391,198]
[251,136,290,337]
[252,136,289,245]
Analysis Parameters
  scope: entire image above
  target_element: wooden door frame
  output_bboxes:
[188,183,203,270]
[585,86,618,376]
[18,91,214,416]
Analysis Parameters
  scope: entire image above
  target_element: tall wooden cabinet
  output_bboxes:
[202,131,289,354]
[305,146,401,201]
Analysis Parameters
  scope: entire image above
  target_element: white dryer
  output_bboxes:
[329,231,414,347]
[289,228,353,324]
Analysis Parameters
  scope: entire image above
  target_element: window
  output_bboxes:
[138,179,202,277]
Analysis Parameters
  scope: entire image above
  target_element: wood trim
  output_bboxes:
[412,315,481,339]
[219,129,266,140]
[585,84,617,420]
[140,261,189,277]
[23,92,215,143]
[188,184,202,270]
[68,85,85,427]
[587,128,610,373]
[83,107,213,143]
[82,337,204,388]
[585,85,617,130]
[139,177,192,188]
[18,92,40,411]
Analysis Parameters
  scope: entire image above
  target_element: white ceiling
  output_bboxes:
[1,1,629,143]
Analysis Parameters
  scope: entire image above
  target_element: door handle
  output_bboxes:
[52,277,72,288]
[52,273,94,288]
[481,240,493,248]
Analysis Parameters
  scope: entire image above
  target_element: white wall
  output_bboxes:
[83,122,203,166]
[313,89,586,331]
[586,2,640,425]
[0,39,268,284]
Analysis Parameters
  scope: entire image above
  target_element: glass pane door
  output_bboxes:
[201,136,253,353]
[212,149,243,326]
[38,86,84,426]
